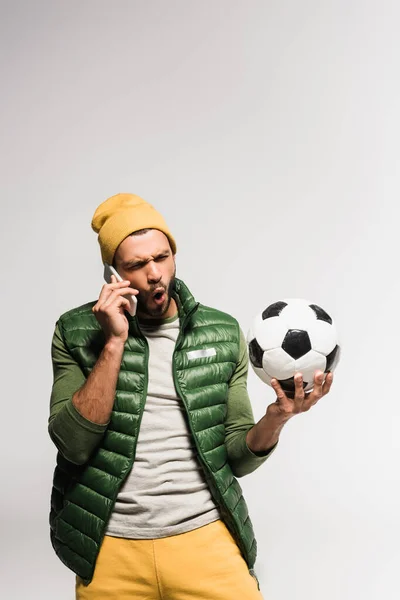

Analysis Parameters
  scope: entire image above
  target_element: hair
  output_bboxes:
[131,228,173,253]
[112,228,173,268]
[130,228,153,237]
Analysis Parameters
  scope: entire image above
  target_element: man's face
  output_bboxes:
[114,230,177,319]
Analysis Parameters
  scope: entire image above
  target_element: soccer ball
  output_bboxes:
[247,299,340,395]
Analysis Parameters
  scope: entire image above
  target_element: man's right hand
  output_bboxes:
[92,275,139,344]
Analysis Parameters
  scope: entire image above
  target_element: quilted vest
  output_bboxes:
[50,278,257,584]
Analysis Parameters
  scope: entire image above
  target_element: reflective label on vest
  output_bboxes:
[186,348,217,360]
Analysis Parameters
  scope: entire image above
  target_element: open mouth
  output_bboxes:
[152,288,166,304]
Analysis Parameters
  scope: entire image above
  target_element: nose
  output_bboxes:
[147,261,162,284]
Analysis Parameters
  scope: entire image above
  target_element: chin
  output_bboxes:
[158,297,171,315]
[145,296,170,318]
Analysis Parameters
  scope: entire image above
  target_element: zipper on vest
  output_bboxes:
[122,324,150,470]
[133,337,149,463]
[171,308,250,568]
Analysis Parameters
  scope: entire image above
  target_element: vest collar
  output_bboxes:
[172,278,199,324]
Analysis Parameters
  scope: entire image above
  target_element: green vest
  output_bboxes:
[50,279,257,584]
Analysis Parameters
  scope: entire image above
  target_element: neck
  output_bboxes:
[163,297,178,319]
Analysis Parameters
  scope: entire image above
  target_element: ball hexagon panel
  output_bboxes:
[246,327,255,345]
[252,365,273,386]
[308,320,338,355]
[263,347,295,380]
[294,349,327,383]
[279,299,316,331]
[252,314,288,351]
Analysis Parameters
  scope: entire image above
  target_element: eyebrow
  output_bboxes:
[121,249,170,269]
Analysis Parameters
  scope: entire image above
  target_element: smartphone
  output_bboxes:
[103,263,137,317]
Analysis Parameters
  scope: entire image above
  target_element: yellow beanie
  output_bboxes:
[91,193,177,265]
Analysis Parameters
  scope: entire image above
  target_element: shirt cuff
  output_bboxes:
[229,432,278,478]
[246,439,279,458]
[65,398,110,432]
[49,398,109,465]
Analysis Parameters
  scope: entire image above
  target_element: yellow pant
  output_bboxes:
[76,519,263,599]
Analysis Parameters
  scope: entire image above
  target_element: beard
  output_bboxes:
[136,267,176,318]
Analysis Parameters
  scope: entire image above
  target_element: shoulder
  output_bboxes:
[57,300,100,331]
[194,303,240,332]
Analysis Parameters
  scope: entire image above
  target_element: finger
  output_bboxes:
[312,370,325,398]
[118,296,131,311]
[322,372,334,395]
[97,278,132,304]
[96,283,129,310]
[293,372,306,411]
[270,378,293,414]
[93,285,130,313]
[98,283,138,310]
[303,370,325,410]
[100,286,139,311]
[92,296,131,323]
[94,285,121,312]
[101,294,132,315]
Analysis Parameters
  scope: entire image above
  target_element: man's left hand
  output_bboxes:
[246,371,334,455]
[268,370,334,420]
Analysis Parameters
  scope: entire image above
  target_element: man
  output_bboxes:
[48,193,333,599]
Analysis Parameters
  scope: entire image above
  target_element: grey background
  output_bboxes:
[0,1,398,598]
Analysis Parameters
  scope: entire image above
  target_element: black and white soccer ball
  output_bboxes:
[247,299,340,395]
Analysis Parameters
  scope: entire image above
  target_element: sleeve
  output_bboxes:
[224,327,278,478]
[48,321,108,465]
